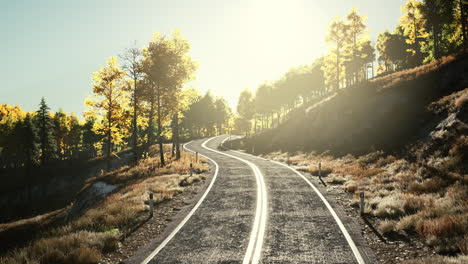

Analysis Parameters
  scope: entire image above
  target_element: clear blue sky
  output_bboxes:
[1,0,405,117]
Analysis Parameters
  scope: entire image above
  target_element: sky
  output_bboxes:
[1,0,406,117]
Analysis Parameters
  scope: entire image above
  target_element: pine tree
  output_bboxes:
[17,113,39,203]
[324,18,349,90]
[35,97,57,165]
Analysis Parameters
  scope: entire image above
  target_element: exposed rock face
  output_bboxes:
[66,181,117,222]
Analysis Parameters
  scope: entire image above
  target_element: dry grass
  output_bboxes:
[263,147,468,255]
[402,255,468,264]
[3,231,118,264]
[429,88,468,114]
[378,219,397,234]
[0,146,209,264]
[371,54,457,90]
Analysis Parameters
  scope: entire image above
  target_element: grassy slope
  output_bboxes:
[241,53,468,263]
[0,146,208,264]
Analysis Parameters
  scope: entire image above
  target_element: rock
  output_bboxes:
[66,181,117,221]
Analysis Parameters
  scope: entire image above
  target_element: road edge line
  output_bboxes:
[222,140,366,264]
[140,137,219,264]
[204,136,267,264]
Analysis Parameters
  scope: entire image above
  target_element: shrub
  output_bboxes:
[373,194,405,218]
[325,174,348,184]
[378,219,397,234]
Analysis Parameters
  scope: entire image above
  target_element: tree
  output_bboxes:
[377,29,411,73]
[66,113,82,157]
[400,0,427,65]
[17,113,38,203]
[255,83,274,130]
[420,0,460,62]
[0,104,26,168]
[35,97,56,165]
[52,108,69,159]
[461,0,468,48]
[142,31,197,165]
[345,8,367,84]
[167,32,197,160]
[213,97,231,135]
[86,57,129,170]
[121,42,144,164]
[324,18,349,90]
[237,89,255,135]
[82,117,99,157]
[356,40,375,80]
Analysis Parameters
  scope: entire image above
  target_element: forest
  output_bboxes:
[234,0,467,135]
[0,31,232,175]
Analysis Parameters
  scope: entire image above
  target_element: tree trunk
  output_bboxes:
[157,86,165,166]
[171,114,176,157]
[132,82,138,165]
[147,93,155,151]
[106,108,112,171]
[336,44,340,90]
[254,117,257,134]
[461,0,467,48]
[175,112,181,160]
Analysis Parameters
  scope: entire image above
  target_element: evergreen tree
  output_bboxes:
[82,118,99,157]
[35,97,57,165]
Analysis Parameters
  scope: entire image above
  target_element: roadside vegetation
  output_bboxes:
[260,88,468,262]
[0,147,208,264]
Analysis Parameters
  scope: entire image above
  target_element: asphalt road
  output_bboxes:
[127,136,375,264]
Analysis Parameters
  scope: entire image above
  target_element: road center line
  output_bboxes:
[222,140,366,264]
[202,136,267,264]
[140,137,219,264]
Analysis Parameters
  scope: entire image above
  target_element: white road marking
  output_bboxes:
[140,138,219,264]
[203,136,267,264]
[224,140,367,264]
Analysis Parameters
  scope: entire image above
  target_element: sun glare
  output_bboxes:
[241,0,323,85]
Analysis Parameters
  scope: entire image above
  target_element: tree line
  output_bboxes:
[0,30,233,173]
[234,0,467,135]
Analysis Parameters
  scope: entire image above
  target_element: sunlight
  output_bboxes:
[241,0,324,85]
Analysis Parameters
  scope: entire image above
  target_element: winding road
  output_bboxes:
[126,136,375,264]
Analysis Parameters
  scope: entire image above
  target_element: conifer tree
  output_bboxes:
[35,97,57,165]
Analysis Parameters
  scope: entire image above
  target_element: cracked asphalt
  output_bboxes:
[127,136,375,264]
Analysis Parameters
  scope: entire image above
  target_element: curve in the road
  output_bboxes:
[224,141,366,264]
[140,137,219,264]
[203,136,268,264]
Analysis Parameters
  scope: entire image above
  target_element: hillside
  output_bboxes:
[243,52,467,156]
[231,52,468,263]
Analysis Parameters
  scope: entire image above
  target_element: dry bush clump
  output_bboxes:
[378,219,397,234]
[325,174,349,184]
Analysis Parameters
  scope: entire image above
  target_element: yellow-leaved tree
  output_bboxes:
[85,57,130,170]
[400,0,427,65]
[142,30,197,165]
